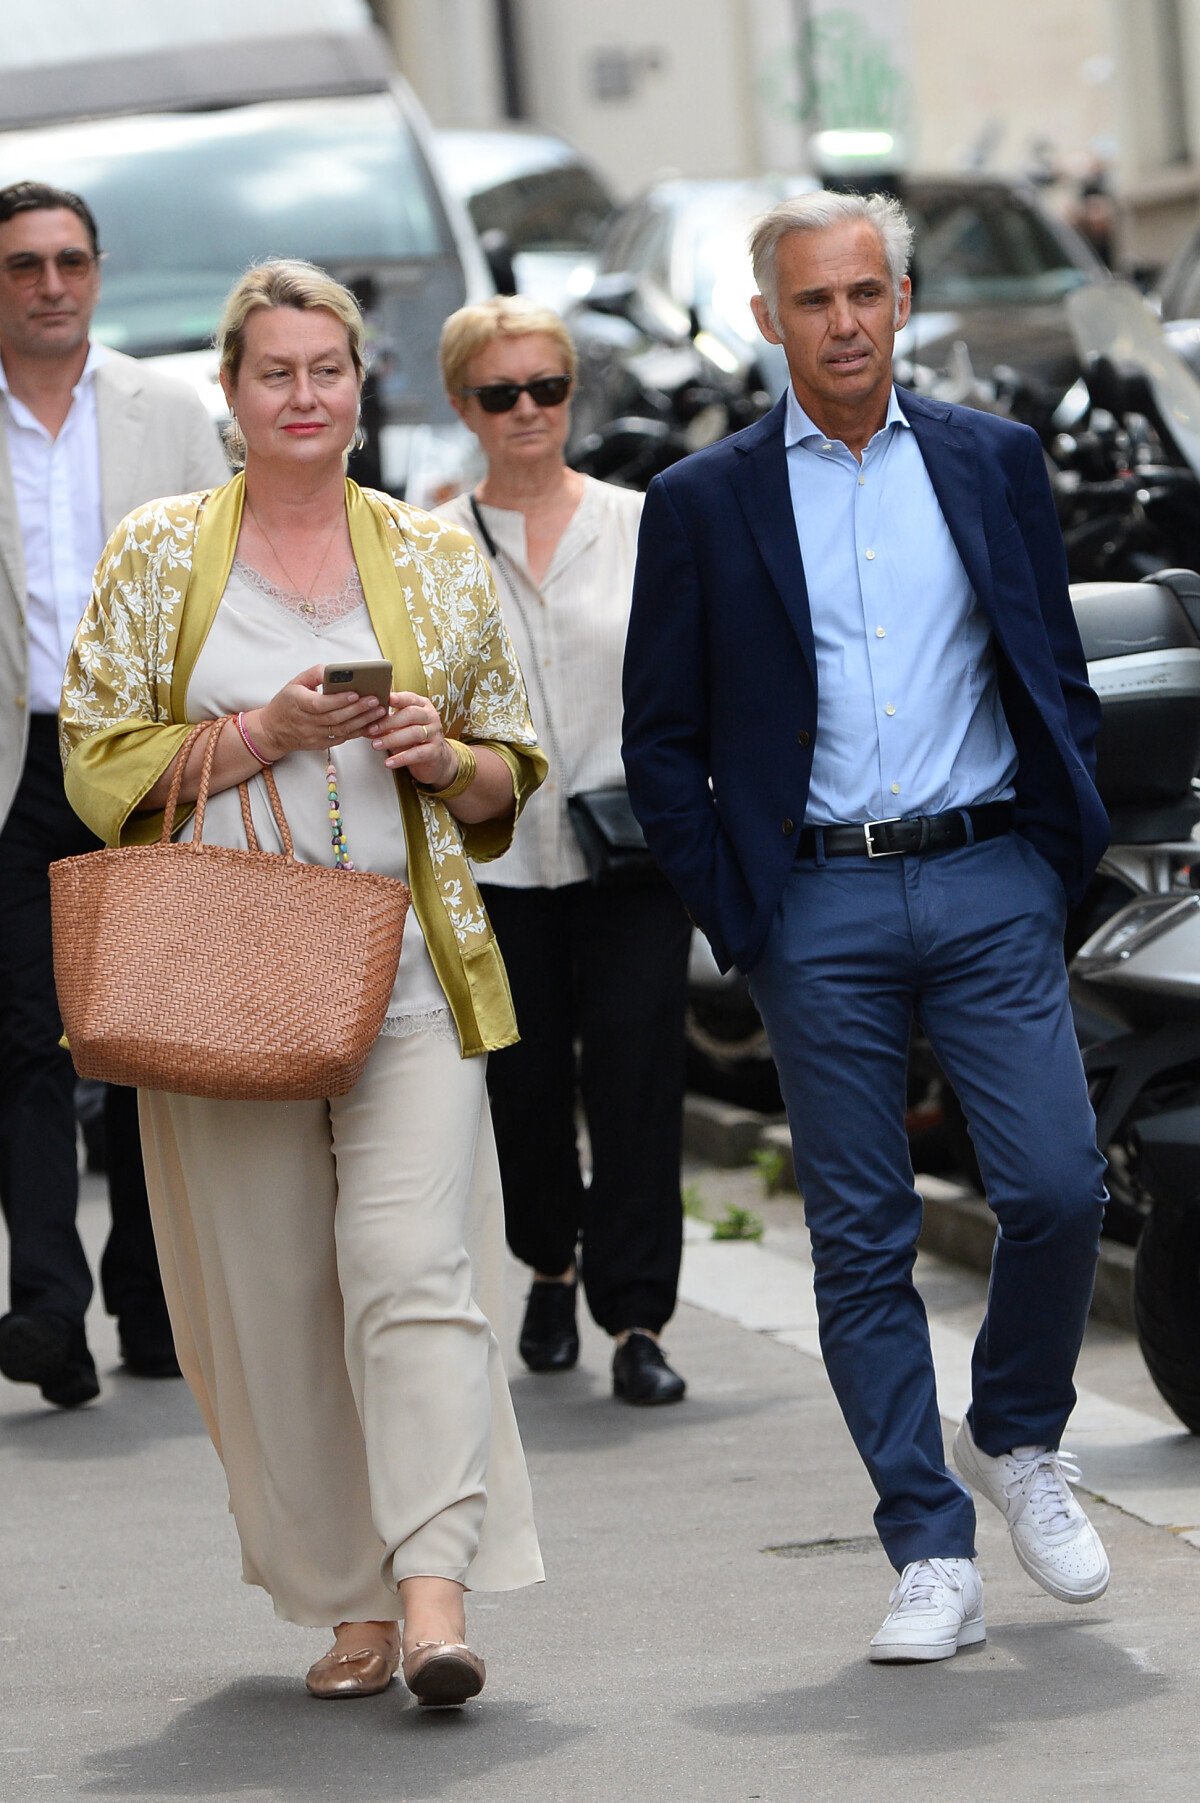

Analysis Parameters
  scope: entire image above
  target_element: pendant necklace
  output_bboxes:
[245,497,344,619]
[245,495,357,870]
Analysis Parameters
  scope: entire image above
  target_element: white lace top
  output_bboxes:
[179,559,455,1042]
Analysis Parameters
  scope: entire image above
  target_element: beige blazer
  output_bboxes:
[0,347,229,826]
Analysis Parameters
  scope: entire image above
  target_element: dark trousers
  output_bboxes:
[480,878,690,1336]
[748,832,1107,1571]
[0,716,167,1336]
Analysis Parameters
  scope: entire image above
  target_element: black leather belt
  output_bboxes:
[797,801,1014,860]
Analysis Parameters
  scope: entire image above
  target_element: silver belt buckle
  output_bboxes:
[864,816,904,858]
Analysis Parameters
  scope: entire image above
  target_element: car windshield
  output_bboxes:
[465,165,613,254]
[906,189,1094,306]
[0,94,453,355]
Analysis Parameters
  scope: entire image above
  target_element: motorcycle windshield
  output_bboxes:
[1067,281,1200,481]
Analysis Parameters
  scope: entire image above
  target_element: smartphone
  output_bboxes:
[322,660,393,708]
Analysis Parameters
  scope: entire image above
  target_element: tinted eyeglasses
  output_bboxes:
[460,374,572,414]
[2,249,100,288]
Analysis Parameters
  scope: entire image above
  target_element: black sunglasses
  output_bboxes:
[460,374,572,414]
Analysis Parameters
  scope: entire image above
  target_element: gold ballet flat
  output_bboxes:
[402,1641,486,1707]
[305,1643,400,1699]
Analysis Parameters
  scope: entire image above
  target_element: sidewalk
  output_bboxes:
[3,1171,1200,1803]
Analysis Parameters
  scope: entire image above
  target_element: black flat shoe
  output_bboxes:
[612,1331,686,1406]
[0,1312,100,1408]
[518,1280,579,1373]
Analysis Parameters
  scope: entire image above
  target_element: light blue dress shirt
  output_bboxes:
[784,384,1017,827]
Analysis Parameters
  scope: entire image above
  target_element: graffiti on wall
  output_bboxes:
[761,7,911,140]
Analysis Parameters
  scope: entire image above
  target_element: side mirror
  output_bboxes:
[481,228,517,297]
[578,271,640,320]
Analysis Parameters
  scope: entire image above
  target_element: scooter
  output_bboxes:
[1069,566,1200,1429]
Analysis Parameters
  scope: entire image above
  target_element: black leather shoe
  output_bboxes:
[118,1320,182,1379]
[518,1280,579,1373]
[0,1312,100,1409]
[612,1331,686,1405]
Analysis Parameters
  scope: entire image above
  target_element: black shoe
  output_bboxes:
[612,1331,686,1406]
[518,1280,579,1373]
[0,1312,100,1409]
[118,1319,182,1379]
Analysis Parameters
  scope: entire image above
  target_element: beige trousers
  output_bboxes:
[138,1031,544,1627]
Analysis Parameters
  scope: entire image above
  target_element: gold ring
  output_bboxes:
[421,723,429,742]
[327,726,336,742]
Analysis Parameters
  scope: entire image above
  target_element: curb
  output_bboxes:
[683,1093,1137,1335]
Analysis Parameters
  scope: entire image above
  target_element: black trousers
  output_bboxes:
[480,878,690,1336]
[0,716,167,1335]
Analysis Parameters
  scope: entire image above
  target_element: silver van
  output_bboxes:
[0,17,490,504]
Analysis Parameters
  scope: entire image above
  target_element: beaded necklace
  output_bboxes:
[325,755,355,870]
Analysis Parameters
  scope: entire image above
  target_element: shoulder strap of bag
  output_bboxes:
[468,494,567,782]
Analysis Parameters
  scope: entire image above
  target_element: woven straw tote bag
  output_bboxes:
[50,718,411,1101]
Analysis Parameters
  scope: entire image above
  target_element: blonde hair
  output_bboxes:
[217,259,366,462]
[439,294,577,398]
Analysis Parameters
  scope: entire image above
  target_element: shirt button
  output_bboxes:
[885,704,896,717]
[865,549,876,561]
[858,475,866,486]
[875,626,886,639]
[782,817,795,835]
[14,691,25,708]
[797,729,811,747]
[821,441,832,451]
[891,783,901,795]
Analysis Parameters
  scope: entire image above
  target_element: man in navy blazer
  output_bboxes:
[623,190,1111,1662]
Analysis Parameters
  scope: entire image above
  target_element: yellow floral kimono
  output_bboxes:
[60,474,547,1056]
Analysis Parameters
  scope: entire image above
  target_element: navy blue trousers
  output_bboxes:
[748,831,1107,1570]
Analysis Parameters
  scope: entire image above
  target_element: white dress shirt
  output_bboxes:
[0,342,107,714]
[438,475,644,888]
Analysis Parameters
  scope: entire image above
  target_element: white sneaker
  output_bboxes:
[953,1417,1110,1604]
[868,1557,985,1663]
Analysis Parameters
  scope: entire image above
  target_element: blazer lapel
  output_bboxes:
[729,399,816,681]
[901,388,996,619]
[96,358,148,532]
[0,424,27,609]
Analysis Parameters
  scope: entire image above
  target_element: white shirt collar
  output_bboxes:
[784,380,908,450]
[0,337,107,402]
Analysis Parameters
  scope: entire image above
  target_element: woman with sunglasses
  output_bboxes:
[438,296,691,1408]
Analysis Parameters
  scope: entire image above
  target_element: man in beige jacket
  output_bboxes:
[0,181,228,1409]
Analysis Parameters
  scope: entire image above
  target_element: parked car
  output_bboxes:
[569,171,1107,433]
[433,125,615,314]
[0,48,491,506]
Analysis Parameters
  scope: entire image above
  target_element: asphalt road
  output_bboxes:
[3,1162,1199,1803]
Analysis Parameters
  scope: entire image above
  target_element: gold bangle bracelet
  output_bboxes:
[414,738,477,801]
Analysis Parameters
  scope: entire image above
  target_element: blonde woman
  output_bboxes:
[60,261,545,1708]
[438,297,691,1407]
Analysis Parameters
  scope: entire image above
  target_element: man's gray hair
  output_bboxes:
[749,190,914,325]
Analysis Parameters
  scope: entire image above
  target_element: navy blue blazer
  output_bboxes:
[621,387,1108,974]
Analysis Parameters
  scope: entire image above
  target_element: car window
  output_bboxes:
[0,94,455,357]
[465,164,612,254]
[908,190,1094,306]
[607,207,672,283]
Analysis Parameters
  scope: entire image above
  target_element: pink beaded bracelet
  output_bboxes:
[235,711,274,766]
